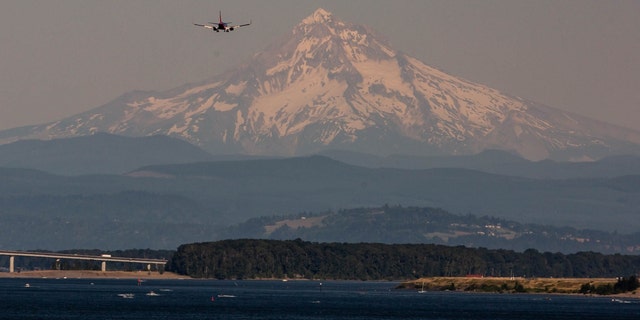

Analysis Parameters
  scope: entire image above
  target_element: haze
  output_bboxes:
[1,0,638,131]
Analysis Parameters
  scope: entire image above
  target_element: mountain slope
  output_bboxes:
[320,149,640,179]
[221,206,640,254]
[1,8,640,160]
[0,133,214,175]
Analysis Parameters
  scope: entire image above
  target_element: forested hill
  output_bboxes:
[168,239,640,280]
[221,206,640,254]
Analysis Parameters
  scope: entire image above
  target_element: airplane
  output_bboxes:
[194,11,251,32]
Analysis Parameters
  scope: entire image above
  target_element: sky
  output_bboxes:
[1,0,639,131]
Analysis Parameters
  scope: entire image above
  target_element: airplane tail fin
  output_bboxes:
[219,11,222,24]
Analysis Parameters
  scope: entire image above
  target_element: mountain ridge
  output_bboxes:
[5,132,640,178]
[221,206,640,254]
[2,155,640,250]
[319,149,640,179]
[0,133,214,175]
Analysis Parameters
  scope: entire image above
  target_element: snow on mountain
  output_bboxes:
[2,8,640,161]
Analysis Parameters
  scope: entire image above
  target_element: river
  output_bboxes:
[1,278,638,319]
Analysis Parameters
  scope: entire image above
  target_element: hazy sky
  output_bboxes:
[1,0,639,131]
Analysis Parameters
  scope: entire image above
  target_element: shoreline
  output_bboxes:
[3,272,639,300]
[400,276,640,300]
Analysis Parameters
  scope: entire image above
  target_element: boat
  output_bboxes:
[117,293,135,299]
[418,282,426,293]
[146,291,160,296]
[217,294,236,298]
[612,298,631,304]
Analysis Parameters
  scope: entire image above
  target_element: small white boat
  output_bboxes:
[117,293,135,299]
[612,298,631,304]
[24,283,30,288]
[418,282,426,293]
[217,294,236,298]
[146,291,160,296]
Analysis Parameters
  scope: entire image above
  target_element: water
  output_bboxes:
[1,278,639,319]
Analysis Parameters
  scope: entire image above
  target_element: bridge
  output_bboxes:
[0,250,167,273]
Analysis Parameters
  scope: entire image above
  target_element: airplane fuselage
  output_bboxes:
[215,23,233,32]
[194,11,250,33]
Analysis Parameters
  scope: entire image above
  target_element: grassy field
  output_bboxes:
[400,277,626,295]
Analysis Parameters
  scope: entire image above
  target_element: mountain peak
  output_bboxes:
[2,8,640,161]
[302,8,334,25]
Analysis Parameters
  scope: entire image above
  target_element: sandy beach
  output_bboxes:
[402,276,640,300]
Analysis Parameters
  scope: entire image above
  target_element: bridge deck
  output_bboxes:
[0,250,167,273]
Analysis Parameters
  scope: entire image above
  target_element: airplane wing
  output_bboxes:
[228,20,252,29]
[236,20,252,28]
[194,23,218,31]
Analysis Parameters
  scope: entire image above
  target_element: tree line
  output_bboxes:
[167,239,640,280]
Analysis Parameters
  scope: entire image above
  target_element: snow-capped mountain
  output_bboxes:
[2,8,640,161]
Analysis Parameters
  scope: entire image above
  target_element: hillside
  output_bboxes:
[130,156,640,232]
[0,133,214,175]
[221,206,640,254]
[0,190,217,250]
[2,156,640,250]
[321,149,640,179]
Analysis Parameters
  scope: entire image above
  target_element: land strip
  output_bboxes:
[400,277,638,298]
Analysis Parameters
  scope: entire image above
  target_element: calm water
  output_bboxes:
[0,278,639,319]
